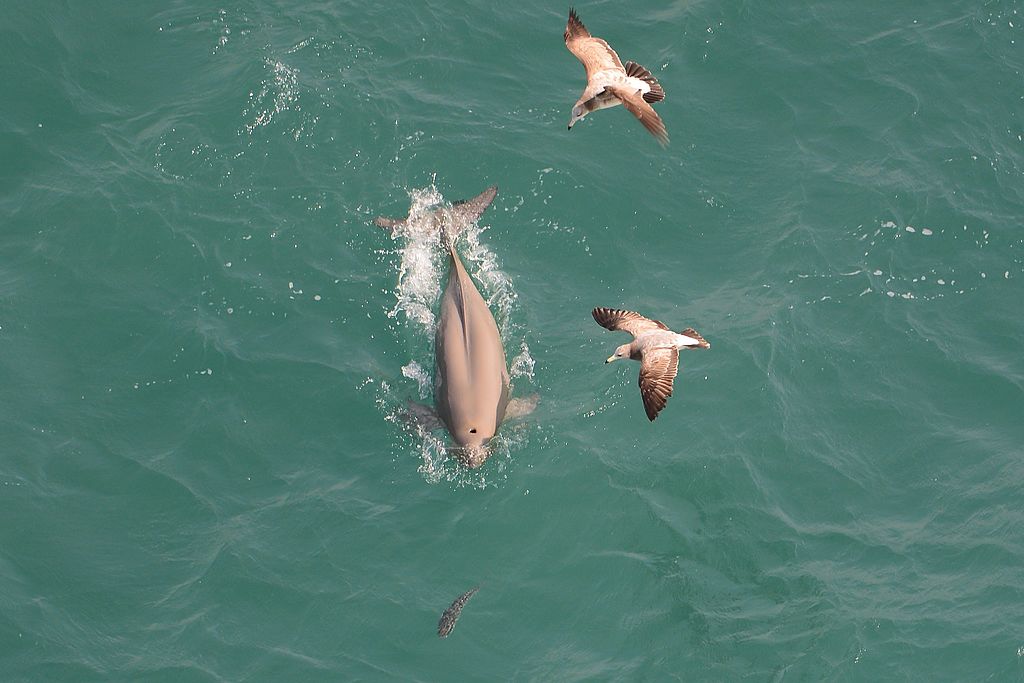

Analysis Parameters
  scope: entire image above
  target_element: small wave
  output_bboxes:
[243,58,299,133]
[779,217,1018,307]
[242,57,318,140]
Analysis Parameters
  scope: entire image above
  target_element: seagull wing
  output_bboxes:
[592,307,669,338]
[605,86,670,146]
[565,8,624,79]
[638,347,679,421]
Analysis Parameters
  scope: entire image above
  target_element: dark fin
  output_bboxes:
[624,60,665,103]
[565,8,590,42]
[438,586,480,638]
[680,327,710,349]
[374,216,406,230]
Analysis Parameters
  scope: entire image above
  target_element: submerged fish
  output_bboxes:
[437,586,480,638]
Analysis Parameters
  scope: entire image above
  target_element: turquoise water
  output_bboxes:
[2,1,1023,680]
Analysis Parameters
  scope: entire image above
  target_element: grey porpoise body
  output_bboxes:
[434,238,511,465]
[376,186,534,467]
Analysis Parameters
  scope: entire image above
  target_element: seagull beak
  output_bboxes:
[606,355,616,364]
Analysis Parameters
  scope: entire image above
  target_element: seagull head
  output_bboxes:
[568,104,586,130]
[606,343,631,363]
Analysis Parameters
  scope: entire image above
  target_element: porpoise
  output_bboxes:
[376,186,537,467]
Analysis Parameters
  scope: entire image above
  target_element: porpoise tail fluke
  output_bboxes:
[373,185,497,240]
[439,185,498,246]
[624,61,665,103]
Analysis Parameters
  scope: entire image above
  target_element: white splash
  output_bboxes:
[243,58,300,135]
[462,226,517,332]
[415,430,513,489]
[401,361,431,399]
[509,342,536,382]
[384,186,445,329]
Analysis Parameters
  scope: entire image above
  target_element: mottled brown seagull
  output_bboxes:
[593,307,709,421]
[564,8,668,146]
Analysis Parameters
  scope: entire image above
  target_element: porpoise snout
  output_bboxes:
[456,444,491,469]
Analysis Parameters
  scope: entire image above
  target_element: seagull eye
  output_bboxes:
[469,428,477,434]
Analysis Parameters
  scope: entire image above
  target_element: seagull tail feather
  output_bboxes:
[680,327,710,349]
[624,61,665,103]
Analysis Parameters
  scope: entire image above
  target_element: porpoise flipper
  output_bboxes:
[374,216,405,232]
[504,394,539,420]
[402,401,444,432]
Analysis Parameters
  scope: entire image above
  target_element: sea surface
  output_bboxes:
[2,1,1023,680]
